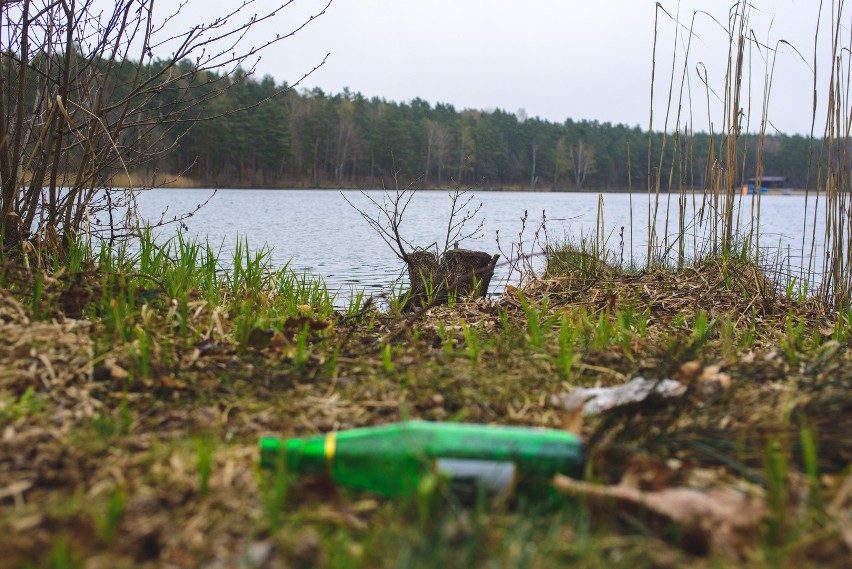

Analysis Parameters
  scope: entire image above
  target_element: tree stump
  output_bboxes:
[402,248,499,310]
[440,249,500,297]
[405,250,440,299]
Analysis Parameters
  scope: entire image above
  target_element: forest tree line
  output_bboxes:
[124,63,817,191]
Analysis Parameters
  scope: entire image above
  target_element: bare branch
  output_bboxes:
[1,0,330,250]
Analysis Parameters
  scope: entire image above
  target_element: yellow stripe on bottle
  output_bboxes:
[324,432,337,466]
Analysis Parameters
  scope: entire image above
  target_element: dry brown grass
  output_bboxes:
[107,172,202,189]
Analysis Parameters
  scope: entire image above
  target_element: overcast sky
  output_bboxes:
[168,0,832,135]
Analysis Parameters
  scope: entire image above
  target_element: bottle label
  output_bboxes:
[434,458,517,496]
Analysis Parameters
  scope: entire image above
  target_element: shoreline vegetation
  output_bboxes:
[112,171,812,195]
[1,235,849,567]
[1,0,851,567]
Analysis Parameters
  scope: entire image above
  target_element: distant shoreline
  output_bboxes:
[119,184,814,196]
[108,170,817,195]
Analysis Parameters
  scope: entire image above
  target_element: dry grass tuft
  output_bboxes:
[0,289,98,423]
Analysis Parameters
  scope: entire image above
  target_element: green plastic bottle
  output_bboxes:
[259,421,583,499]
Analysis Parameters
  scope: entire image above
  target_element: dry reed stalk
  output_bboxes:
[642,1,842,298]
[811,0,852,307]
[628,142,634,264]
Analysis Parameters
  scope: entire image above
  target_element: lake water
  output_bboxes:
[134,188,826,304]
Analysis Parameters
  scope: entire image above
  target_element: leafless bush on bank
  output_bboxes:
[0,0,331,254]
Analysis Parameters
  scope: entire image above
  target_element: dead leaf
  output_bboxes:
[674,360,702,383]
[160,375,188,390]
[559,399,584,435]
[285,315,329,331]
[109,363,128,380]
[279,316,330,341]
[266,333,289,353]
[247,327,274,347]
[351,498,379,514]
[310,506,368,531]
[827,473,852,551]
[619,455,679,492]
[11,513,43,532]
[396,355,416,366]
[696,364,732,397]
[553,475,766,559]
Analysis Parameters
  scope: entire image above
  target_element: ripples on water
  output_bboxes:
[134,189,825,306]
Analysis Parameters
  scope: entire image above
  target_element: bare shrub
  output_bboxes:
[0,0,330,254]
[345,177,499,309]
